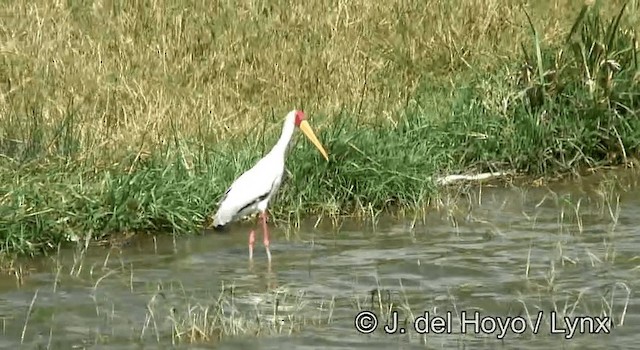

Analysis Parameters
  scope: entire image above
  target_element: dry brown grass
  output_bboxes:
[1,0,632,161]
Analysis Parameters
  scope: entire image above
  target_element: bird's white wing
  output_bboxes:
[212,156,283,227]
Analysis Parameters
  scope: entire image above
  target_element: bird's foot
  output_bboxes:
[248,230,256,260]
[263,227,271,263]
[260,212,271,262]
[265,244,272,263]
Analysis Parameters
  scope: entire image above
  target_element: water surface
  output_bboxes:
[1,170,638,349]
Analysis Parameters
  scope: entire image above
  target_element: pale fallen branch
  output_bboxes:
[434,171,514,186]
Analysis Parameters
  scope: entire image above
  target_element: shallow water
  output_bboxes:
[1,169,639,349]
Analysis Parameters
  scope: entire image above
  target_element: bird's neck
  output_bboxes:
[268,120,295,159]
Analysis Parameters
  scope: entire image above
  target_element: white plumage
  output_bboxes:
[211,130,287,228]
[211,109,329,262]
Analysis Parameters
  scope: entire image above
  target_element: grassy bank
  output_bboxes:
[1,0,639,255]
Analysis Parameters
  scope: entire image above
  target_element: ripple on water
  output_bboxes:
[2,172,640,349]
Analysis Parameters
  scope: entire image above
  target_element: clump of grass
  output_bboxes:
[444,1,639,175]
[1,1,639,256]
[138,281,337,344]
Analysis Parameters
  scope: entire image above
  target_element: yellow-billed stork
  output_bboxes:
[212,110,329,262]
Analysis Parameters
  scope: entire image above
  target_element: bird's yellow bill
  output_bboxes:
[299,120,329,161]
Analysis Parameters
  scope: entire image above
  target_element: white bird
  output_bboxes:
[211,109,329,262]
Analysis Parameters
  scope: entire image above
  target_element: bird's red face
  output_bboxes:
[294,110,306,127]
[292,109,329,161]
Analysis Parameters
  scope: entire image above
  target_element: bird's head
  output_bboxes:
[293,110,306,127]
[288,109,329,161]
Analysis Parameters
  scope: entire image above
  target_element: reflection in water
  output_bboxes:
[0,170,639,349]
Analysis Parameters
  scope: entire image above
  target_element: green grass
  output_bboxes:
[1,0,639,255]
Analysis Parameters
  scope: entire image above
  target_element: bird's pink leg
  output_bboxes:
[261,211,272,262]
[248,229,256,260]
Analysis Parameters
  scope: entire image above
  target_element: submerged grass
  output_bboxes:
[4,177,635,346]
[1,0,639,255]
